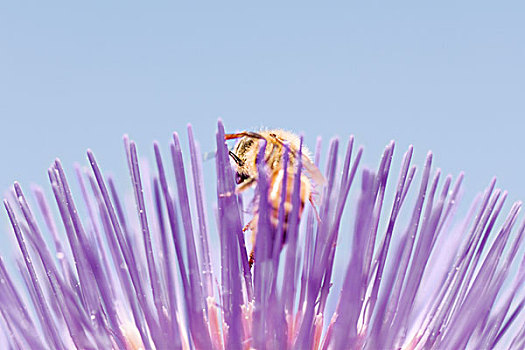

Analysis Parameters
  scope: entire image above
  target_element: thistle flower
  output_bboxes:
[1,120,525,349]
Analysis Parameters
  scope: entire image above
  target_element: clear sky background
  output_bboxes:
[0,2,524,237]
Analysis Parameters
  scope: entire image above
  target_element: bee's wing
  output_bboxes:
[301,154,326,186]
[202,151,216,162]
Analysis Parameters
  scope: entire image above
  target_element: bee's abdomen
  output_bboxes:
[268,169,311,242]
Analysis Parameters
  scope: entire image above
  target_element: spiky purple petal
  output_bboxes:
[1,122,524,350]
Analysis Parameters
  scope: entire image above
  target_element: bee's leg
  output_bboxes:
[235,177,256,194]
[243,214,258,232]
[225,132,265,141]
[249,249,255,268]
[309,194,322,223]
[244,215,258,268]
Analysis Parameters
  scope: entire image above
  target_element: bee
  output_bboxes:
[225,130,326,267]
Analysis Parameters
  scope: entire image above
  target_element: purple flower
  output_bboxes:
[1,120,525,349]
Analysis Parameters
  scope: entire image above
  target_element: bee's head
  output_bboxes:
[229,137,258,185]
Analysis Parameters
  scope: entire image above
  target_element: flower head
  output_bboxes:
[1,120,525,349]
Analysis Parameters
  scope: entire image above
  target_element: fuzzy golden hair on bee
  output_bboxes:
[225,129,325,267]
[226,130,323,187]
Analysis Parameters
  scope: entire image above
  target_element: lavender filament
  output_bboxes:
[1,123,524,349]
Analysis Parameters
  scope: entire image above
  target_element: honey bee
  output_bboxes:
[225,130,326,267]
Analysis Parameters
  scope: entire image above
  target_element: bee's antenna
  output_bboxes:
[229,150,244,166]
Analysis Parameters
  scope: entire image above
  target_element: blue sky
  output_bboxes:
[1,2,524,232]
